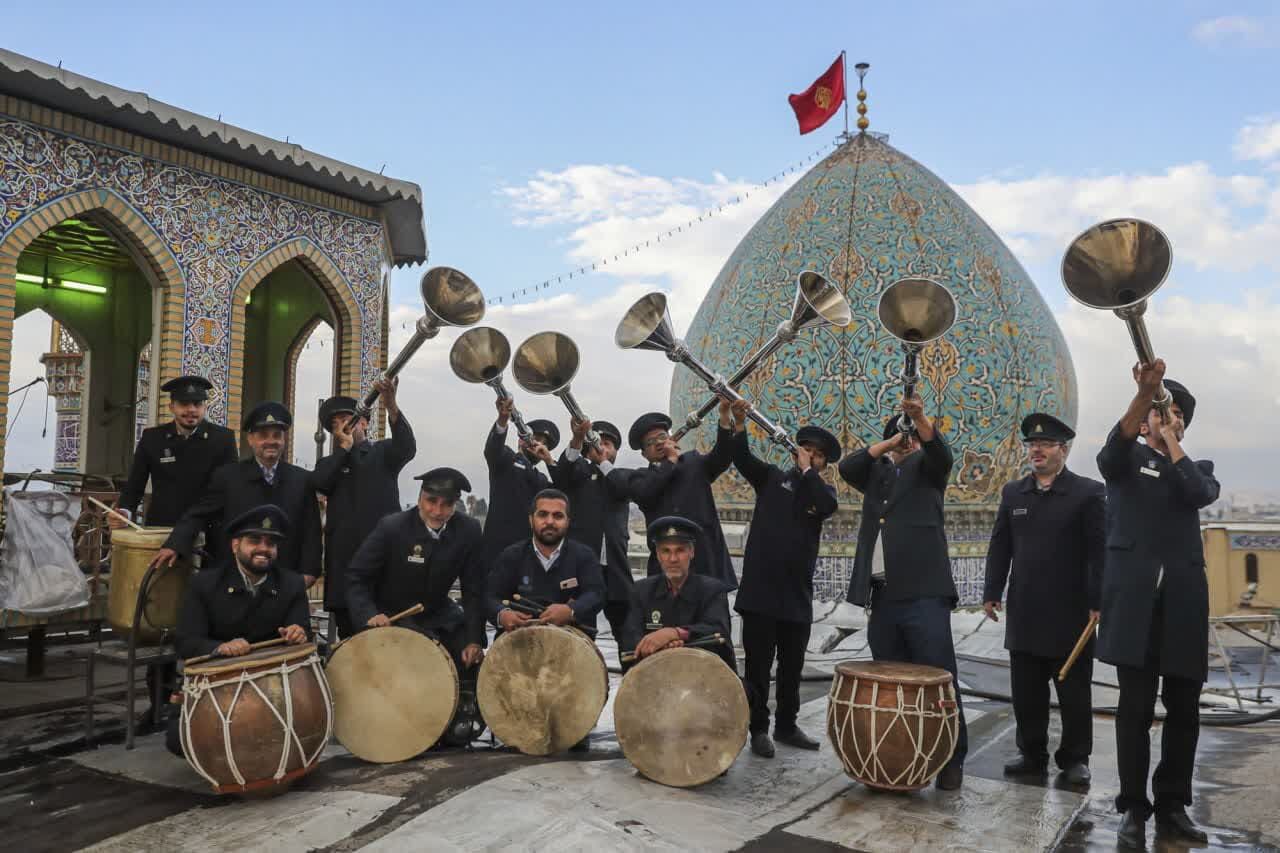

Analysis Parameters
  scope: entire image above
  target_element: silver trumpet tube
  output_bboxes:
[355,266,486,419]
[512,331,601,450]
[616,292,798,453]
[1062,217,1174,420]
[670,270,851,442]
[314,397,326,461]
[449,326,531,439]
[876,277,957,438]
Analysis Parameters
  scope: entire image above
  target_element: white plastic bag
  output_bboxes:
[0,486,90,614]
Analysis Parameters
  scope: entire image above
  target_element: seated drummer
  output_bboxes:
[487,488,605,638]
[168,504,312,755]
[345,467,486,672]
[620,516,735,672]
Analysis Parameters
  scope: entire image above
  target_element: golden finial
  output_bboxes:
[855,62,870,131]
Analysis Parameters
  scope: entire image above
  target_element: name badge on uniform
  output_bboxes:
[1012,508,1028,516]
[559,577,579,590]
[160,449,175,463]
[514,460,527,470]
[1139,466,1161,478]
[341,467,351,475]
[407,544,426,564]
[781,480,795,492]
[591,473,599,481]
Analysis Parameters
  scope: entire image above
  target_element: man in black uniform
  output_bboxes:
[310,377,416,638]
[983,413,1105,785]
[728,399,839,757]
[552,417,632,641]
[487,488,605,637]
[112,375,237,530]
[621,516,735,672]
[481,396,559,570]
[345,467,486,671]
[158,402,322,583]
[1097,363,1218,849]
[168,504,311,756]
[610,407,736,589]
[838,394,965,791]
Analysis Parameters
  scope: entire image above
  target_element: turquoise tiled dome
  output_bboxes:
[670,131,1077,510]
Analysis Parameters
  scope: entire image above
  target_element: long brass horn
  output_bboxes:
[450,326,531,439]
[671,270,851,441]
[877,277,957,438]
[356,266,485,419]
[1062,217,1173,419]
[616,292,798,452]
[512,331,600,449]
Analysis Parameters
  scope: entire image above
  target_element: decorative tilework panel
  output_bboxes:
[1231,534,1280,551]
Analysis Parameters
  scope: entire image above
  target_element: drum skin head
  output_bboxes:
[477,625,607,755]
[614,647,748,787]
[833,659,953,686]
[326,626,458,763]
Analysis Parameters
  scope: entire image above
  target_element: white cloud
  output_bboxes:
[1234,117,1280,162]
[1191,15,1270,47]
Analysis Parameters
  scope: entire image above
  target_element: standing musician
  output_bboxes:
[610,406,737,589]
[157,402,322,584]
[168,504,311,756]
[727,399,839,758]
[345,467,486,672]
[311,378,416,638]
[620,516,734,672]
[1098,364,1218,849]
[982,413,1105,785]
[481,396,560,569]
[112,375,237,530]
[838,394,965,791]
[552,417,633,642]
[487,488,605,637]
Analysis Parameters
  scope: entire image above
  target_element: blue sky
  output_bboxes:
[4,2,1279,498]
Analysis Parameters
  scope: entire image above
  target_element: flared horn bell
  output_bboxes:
[449,327,512,384]
[792,270,852,330]
[421,266,487,328]
[877,278,957,345]
[512,331,581,395]
[616,292,678,352]
[1061,218,1171,311]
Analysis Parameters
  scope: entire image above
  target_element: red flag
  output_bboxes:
[788,55,845,135]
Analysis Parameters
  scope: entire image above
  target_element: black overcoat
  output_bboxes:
[175,561,312,659]
[485,538,605,632]
[552,449,633,602]
[620,573,736,670]
[481,425,552,570]
[118,420,237,526]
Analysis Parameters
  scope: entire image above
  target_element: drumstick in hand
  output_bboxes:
[1058,613,1099,682]
[184,636,287,667]
[387,603,425,624]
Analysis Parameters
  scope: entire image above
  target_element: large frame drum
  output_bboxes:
[180,643,333,794]
[107,527,193,643]
[325,626,459,763]
[826,660,959,791]
[614,647,748,787]
[477,624,607,755]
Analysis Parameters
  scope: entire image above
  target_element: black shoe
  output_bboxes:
[935,763,963,791]
[774,727,820,750]
[1060,762,1091,785]
[569,733,591,753]
[1155,808,1208,844]
[1117,810,1147,849]
[1002,754,1049,776]
[750,731,776,758]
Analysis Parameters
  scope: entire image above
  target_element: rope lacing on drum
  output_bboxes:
[180,653,331,790]
[826,678,960,789]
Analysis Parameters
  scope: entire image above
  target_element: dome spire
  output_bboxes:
[855,62,871,132]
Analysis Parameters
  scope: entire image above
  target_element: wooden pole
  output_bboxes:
[86,495,146,532]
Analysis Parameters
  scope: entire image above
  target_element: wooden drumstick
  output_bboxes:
[1057,612,1099,682]
[622,633,724,663]
[86,495,146,532]
[184,636,288,667]
[503,598,544,616]
[387,602,425,624]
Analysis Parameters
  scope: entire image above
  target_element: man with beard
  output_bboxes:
[482,396,560,569]
[552,417,632,641]
[311,378,416,638]
[838,393,965,791]
[983,413,1105,785]
[346,467,486,672]
[610,403,736,589]
[727,399,839,758]
[1098,364,1218,849]
[112,375,237,530]
[620,516,735,672]
[157,402,322,584]
[168,504,311,756]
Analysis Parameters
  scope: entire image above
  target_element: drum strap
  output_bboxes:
[181,655,333,790]
[827,680,959,789]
